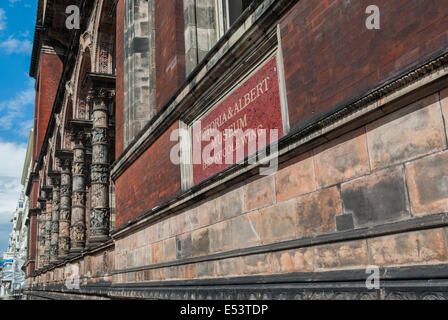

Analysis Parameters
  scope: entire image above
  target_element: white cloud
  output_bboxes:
[0,80,35,131]
[8,0,21,7]
[0,141,26,226]
[0,8,6,31]
[0,34,32,55]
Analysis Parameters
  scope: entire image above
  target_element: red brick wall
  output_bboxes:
[280,0,448,131]
[155,0,185,110]
[115,0,124,157]
[33,53,63,161]
[115,122,182,227]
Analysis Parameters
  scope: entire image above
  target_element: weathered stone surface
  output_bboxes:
[157,219,171,241]
[405,151,448,215]
[186,207,201,231]
[198,198,220,226]
[297,187,341,237]
[170,212,191,237]
[314,128,370,187]
[219,189,244,221]
[209,220,233,253]
[341,167,409,227]
[270,248,314,273]
[366,94,446,170]
[163,237,176,262]
[242,253,272,275]
[275,152,317,202]
[369,229,448,266]
[196,261,215,278]
[176,233,192,260]
[440,88,448,139]
[215,257,242,277]
[180,264,197,279]
[244,176,276,211]
[151,241,163,264]
[191,227,210,257]
[231,211,262,249]
[314,240,369,270]
[336,213,355,231]
[259,200,297,244]
[146,224,157,244]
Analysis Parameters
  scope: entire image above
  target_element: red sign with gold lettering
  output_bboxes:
[192,56,284,184]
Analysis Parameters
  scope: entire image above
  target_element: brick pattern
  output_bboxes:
[155,0,186,110]
[115,122,182,227]
[33,53,63,162]
[280,0,448,132]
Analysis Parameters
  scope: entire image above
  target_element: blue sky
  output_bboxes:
[0,0,37,255]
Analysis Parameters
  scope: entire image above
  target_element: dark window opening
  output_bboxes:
[223,0,253,32]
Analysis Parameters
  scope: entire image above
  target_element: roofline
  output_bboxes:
[29,0,45,78]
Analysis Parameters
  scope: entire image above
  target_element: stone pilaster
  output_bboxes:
[49,173,61,264]
[70,134,88,255]
[42,186,52,268]
[57,154,72,259]
[36,197,45,271]
[89,88,114,245]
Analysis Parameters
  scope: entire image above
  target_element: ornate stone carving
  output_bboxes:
[71,223,85,242]
[91,164,109,184]
[60,209,71,221]
[51,221,59,232]
[60,185,71,197]
[92,128,108,144]
[90,208,110,232]
[73,162,86,176]
[72,192,86,207]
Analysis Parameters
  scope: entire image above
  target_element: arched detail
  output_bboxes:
[61,95,74,149]
[73,49,92,120]
[93,0,115,74]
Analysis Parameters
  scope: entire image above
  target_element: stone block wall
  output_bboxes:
[110,90,448,283]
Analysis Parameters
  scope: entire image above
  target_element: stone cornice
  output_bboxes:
[25,171,38,197]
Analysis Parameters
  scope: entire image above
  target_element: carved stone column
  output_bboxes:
[49,173,61,264]
[36,196,46,270]
[42,186,52,268]
[86,73,115,245]
[56,153,73,260]
[89,90,114,244]
[70,134,88,255]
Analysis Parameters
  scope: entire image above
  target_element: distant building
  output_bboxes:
[1,130,33,298]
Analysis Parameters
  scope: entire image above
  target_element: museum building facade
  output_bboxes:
[23,0,448,299]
